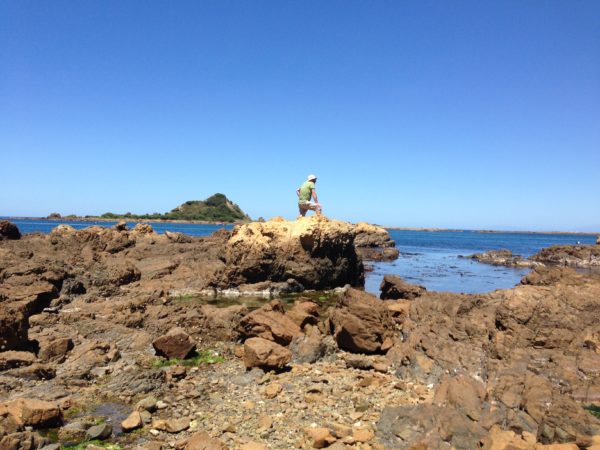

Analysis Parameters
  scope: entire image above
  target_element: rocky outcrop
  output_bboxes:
[329,288,395,354]
[223,216,364,290]
[531,244,600,268]
[464,248,538,268]
[0,221,21,240]
[353,222,395,248]
[382,267,600,447]
[353,222,399,262]
[380,275,426,300]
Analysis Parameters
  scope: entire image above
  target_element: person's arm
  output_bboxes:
[296,188,300,197]
[312,189,319,204]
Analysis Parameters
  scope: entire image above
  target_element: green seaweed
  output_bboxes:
[585,404,600,418]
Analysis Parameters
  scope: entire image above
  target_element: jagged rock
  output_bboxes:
[132,223,154,235]
[329,288,395,354]
[0,307,30,352]
[0,431,50,450]
[0,221,21,240]
[165,231,192,243]
[243,337,291,370]
[185,431,228,449]
[238,300,302,346]
[152,327,196,359]
[4,399,62,428]
[531,244,600,268]
[379,275,426,300]
[223,216,364,290]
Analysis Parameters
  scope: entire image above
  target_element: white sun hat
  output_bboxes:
[307,174,317,181]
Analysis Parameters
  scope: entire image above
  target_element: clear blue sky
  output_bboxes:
[1,1,599,231]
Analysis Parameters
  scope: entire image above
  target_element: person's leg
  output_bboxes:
[298,204,308,217]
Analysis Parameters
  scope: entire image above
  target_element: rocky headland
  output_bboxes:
[1,219,599,450]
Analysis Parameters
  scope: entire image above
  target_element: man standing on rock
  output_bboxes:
[296,174,322,218]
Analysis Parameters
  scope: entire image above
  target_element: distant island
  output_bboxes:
[47,193,251,223]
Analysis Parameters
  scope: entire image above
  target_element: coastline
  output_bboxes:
[3,216,598,235]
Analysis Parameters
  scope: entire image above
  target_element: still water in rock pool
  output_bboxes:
[8,218,595,295]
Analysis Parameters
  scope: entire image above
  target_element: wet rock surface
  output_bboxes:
[0,221,599,449]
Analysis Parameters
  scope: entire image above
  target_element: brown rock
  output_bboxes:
[185,431,228,449]
[433,374,486,422]
[132,223,154,235]
[6,399,62,428]
[152,327,196,359]
[38,337,74,362]
[243,337,291,370]
[152,417,190,433]
[379,275,426,300]
[223,216,364,289]
[304,427,337,448]
[0,221,21,240]
[352,427,374,443]
[329,288,395,354]
[286,300,319,329]
[121,410,143,432]
[238,300,302,346]
[263,382,282,399]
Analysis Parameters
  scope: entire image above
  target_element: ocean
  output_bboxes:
[6,219,596,296]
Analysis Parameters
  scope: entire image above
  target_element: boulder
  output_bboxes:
[0,221,21,240]
[223,216,364,290]
[165,231,192,243]
[121,410,143,432]
[152,418,190,433]
[531,244,600,268]
[329,288,395,354]
[243,337,292,370]
[185,431,228,449]
[238,300,302,346]
[379,275,426,300]
[86,423,112,440]
[152,327,196,359]
[5,399,62,428]
[597,235,600,245]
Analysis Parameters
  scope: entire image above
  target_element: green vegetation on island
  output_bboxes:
[97,193,251,223]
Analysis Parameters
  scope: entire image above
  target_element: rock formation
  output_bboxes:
[0,220,21,240]
[531,243,600,268]
[353,222,399,262]
[379,274,426,300]
[222,216,364,290]
[1,220,600,449]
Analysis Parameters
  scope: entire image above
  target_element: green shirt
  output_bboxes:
[298,180,315,203]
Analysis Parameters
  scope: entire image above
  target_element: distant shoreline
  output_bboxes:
[3,216,245,226]
[4,216,598,235]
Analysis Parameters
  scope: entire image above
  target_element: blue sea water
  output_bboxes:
[5,219,596,296]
